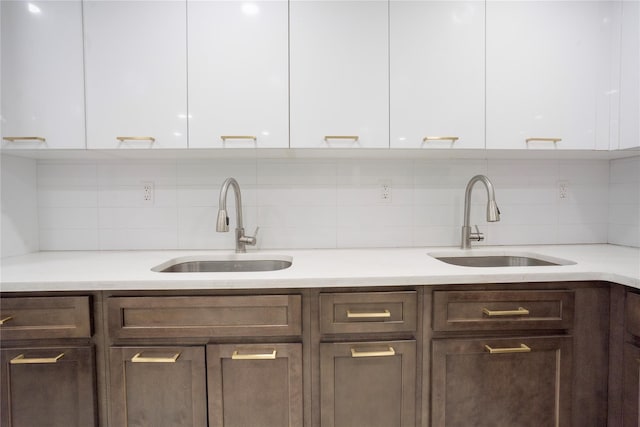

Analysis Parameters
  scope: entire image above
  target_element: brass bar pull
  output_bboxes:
[116,136,156,142]
[0,316,13,325]
[324,135,359,142]
[482,307,530,317]
[346,309,391,319]
[525,138,561,143]
[350,346,396,358]
[422,136,459,143]
[485,344,531,354]
[221,135,257,141]
[10,353,65,364]
[231,350,277,360]
[131,352,180,363]
[3,136,46,142]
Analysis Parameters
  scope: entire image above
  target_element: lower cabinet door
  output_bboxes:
[0,346,96,427]
[109,346,207,427]
[432,336,572,427]
[320,340,416,427]
[207,343,303,427]
[623,341,640,427]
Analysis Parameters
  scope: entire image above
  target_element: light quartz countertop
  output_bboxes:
[1,244,638,292]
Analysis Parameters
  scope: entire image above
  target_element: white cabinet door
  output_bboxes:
[83,1,187,149]
[390,0,484,150]
[188,1,288,149]
[486,1,615,150]
[1,0,85,149]
[620,0,640,150]
[290,0,389,149]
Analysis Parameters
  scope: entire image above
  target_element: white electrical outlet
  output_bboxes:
[143,181,154,205]
[380,180,392,203]
[558,181,569,200]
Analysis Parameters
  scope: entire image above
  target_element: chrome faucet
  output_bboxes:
[216,177,258,253]
[461,175,501,249]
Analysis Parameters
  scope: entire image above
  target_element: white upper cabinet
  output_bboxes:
[188,1,288,149]
[619,0,640,150]
[290,0,389,149]
[390,0,485,150]
[83,0,188,149]
[1,0,85,149]
[486,1,615,150]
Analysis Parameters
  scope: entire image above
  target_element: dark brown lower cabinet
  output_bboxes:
[320,340,416,427]
[0,346,97,427]
[207,343,303,427]
[623,341,640,427]
[109,346,207,427]
[431,336,572,427]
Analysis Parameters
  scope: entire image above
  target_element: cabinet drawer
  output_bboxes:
[320,291,417,334]
[0,296,91,340]
[626,292,640,337]
[108,295,302,339]
[433,290,574,332]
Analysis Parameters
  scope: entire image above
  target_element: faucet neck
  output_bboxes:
[218,177,244,230]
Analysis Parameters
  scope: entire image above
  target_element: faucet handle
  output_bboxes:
[239,227,259,246]
[470,225,485,242]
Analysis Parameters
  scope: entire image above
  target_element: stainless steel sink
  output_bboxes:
[152,255,292,273]
[429,251,575,268]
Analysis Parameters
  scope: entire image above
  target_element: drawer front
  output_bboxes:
[320,291,417,334]
[626,292,640,337]
[108,295,302,339]
[0,296,91,340]
[433,290,574,332]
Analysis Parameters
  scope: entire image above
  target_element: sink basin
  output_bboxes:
[429,251,575,268]
[152,255,292,273]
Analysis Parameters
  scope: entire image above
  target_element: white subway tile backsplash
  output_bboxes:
[609,156,640,247]
[39,228,99,251]
[39,207,98,230]
[21,156,635,251]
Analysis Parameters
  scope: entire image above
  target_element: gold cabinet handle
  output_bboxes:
[3,136,46,142]
[525,138,561,143]
[0,316,13,325]
[131,352,180,363]
[485,344,531,354]
[10,353,65,364]
[346,309,391,319]
[482,307,530,317]
[116,136,156,143]
[221,135,257,141]
[422,136,459,143]
[324,135,359,142]
[350,346,396,358]
[231,350,277,360]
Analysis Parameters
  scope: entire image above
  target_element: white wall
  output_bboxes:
[1,155,39,257]
[609,155,640,247]
[32,157,611,251]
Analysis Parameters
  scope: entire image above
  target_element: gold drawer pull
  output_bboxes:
[351,346,396,358]
[526,138,561,143]
[346,309,391,319]
[116,136,156,143]
[3,136,46,142]
[231,350,277,360]
[482,307,530,317]
[221,135,257,141]
[422,136,459,143]
[485,344,531,354]
[0,316,13,325]
[324,135,359,142]
[10,353,65,364]
[131,352,180,363]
